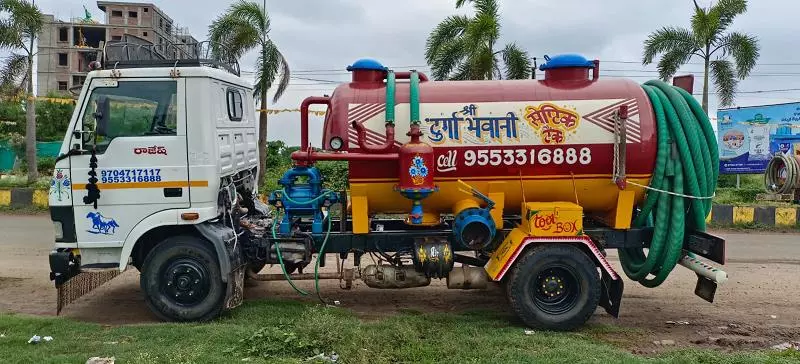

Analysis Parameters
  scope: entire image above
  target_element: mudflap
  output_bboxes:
[50,248,123,315]
[599,269,623,318]
[224,265,245,310]
[55,269,121,315]
[223,236,245,311]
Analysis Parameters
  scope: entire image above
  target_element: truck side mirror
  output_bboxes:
[94,96,111,137]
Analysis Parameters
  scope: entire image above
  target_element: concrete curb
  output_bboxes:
[2,188,799,226]
[0,188,49,208]
[707,204,799,226]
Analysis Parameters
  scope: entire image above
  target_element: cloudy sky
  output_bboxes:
[32,0,800,146]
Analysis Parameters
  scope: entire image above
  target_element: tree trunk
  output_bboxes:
[256,89,268,187]
[25,55,38,183]
[702,45,710,114]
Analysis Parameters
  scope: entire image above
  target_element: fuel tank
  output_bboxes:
[319,55,657,224]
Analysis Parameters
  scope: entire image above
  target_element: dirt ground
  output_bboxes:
[1,214,799,354]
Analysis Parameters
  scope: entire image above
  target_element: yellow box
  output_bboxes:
[0,190,10,206]
[521,201,583,237]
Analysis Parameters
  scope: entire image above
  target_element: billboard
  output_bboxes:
[717,102,800,174]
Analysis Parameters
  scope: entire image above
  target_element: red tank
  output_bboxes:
[295,55,658,224]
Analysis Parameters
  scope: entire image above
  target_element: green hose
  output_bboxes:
[410,70,420,125]
[271,189,335,301]
[618,80,718,288]
[385,70,396,125]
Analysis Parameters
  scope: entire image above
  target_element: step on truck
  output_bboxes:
[48,42,728,330]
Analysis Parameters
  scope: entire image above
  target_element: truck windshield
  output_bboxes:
[81,80,178,152]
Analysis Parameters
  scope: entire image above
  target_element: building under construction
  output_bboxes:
[37,1,197,96]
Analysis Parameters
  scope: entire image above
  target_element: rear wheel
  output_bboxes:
[140,235,226,322]
[506,244,600,331]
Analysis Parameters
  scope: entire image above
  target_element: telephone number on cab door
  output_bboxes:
[461,147,592,167]
[101,168,162,183]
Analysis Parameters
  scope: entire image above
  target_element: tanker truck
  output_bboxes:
[47,42,726,331]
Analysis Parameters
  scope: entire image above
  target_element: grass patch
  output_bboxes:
[0,175,50,189]
[0,204,47,214]
[1,299,797,364]
[709,221,800,233]
[712,187,797,207]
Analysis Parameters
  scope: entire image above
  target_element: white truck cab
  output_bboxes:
[48,42,260,321]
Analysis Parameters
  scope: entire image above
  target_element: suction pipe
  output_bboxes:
[299,96,330,153]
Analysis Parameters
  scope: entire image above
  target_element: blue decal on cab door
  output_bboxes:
[86,212,120,235]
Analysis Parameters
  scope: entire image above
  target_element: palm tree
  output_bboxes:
[425,0,531,81]
[209,0,290,184]
[642,0,760,112]
[0,0,43,182]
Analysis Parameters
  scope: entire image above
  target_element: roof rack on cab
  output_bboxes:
[99,40,241,77]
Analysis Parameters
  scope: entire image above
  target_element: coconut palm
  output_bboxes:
[425,0,531,81]
[642,0,760,112]
[0,0,43,182]
[209,0,290,184]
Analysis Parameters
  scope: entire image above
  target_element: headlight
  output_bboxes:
[329,137,343,150]
[53,221,63,240]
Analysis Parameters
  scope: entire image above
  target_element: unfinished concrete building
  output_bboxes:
[37,1,198,96]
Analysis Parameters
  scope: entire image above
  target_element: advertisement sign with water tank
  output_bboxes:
[717,102,800,174]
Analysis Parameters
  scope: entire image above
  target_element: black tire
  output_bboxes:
[140,235,226,322]
[506,244,600,331]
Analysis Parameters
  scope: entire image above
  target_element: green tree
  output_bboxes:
[209,0,290,184]
[0,0,43,182]
[642,0,760,112]
[425,0,531,81]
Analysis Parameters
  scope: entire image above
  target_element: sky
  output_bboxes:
[30,0,800,146]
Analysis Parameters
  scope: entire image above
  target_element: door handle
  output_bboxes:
[163,187,183,198]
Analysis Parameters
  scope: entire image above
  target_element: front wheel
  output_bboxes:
[140,235,226,322]
[506,244,600,331]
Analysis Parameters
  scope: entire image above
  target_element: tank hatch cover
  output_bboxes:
[539,54,595,71]
[347,58,387,72]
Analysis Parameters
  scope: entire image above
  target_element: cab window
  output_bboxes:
[80,80,178,153]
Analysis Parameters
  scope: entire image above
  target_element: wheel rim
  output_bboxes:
[531,264,581,315]
[161,257,211,306]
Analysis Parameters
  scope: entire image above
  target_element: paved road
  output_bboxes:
[1,214,796,264]
[1,213,798,352]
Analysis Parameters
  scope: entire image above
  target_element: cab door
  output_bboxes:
[69,78,190,249]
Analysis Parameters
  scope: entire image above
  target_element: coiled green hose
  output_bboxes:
[765,154,799,194]
[618,80,718,288]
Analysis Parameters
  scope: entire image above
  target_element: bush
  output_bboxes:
[231,322,325,360]
[717,174,763,189]
[713,187,762,205]
[316,161,348,192]
[37,157,55,175]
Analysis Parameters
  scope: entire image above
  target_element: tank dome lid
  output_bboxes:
[539,54,595,71]
[347,58,388,72]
